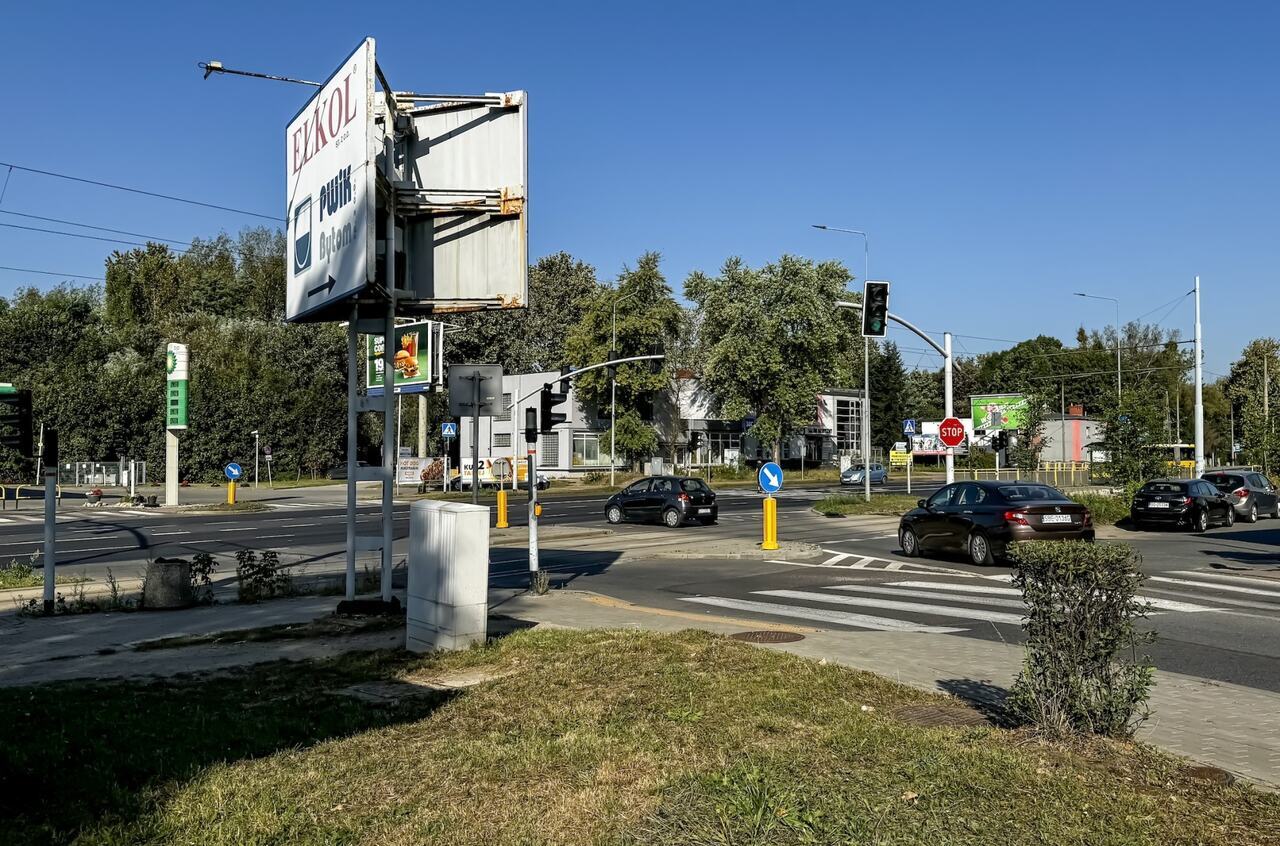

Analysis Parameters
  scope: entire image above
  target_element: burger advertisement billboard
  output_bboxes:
[366,324,433,394]
[969,394,1028,431]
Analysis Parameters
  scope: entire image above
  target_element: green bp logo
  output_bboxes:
[166,350,177,375]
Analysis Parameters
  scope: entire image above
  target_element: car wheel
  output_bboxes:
[1246,503,1258,523]
[1194,508,1209,533]
[899,526,920,557]
[606,505,623,525]
[1225,506,1236,528]
[968,532,994,566]
[662,508,682,529]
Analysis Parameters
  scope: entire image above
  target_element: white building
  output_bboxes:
[457,370,869,478]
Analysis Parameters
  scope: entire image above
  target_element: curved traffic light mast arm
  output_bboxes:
[835,300,955,484]
[505,355,665,410]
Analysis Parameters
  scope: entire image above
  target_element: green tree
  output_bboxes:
[1225,339,1280,474]
[685,255,853,460]
[1100,385,1169,497]
[565,252,681,464]
[870,341,907,452]
[1007,385,1050,470]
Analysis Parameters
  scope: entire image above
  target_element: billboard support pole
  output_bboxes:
[380,313,396,604]
[472,374,481,505]
[345,313,358,601]
[165,432,179,507]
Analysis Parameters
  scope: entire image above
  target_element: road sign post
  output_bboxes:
[758,462,782,551]
[902,420,916,494]
[224,462,242,506]
[441,421,456,492]
[938,416,966,476]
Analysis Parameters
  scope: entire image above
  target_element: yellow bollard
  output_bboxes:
[496,489,509,528]
[762,496,779,551]
[534,502,543,518]
[227,480,236,506]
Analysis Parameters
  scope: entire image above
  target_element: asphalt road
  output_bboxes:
[6,483,1279,695]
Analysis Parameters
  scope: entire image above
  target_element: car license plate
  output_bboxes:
[697,508,711,515]
[1041,514,1072,524]
[1148,501,1170,509]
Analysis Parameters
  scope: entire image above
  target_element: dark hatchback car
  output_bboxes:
[605,476,718,528]
[1131,479,1235,531]
[898,480,1093,565]
[1201,470,1279,523]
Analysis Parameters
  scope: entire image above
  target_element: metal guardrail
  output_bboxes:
[2,484,62,509]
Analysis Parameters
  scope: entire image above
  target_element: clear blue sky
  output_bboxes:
[2,1,1276,378]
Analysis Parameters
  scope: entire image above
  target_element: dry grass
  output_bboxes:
[1,629,1276,845]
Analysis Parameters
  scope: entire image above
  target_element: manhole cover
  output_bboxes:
[730,630,805,643]
[892,703,991,728]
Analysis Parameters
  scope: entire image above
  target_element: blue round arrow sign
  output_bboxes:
[758,461,783,494]
[224,462,243,481]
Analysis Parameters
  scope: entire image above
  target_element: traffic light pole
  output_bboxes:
[42,430,57,614]
[502,355,664,414]
[836,302,956,485]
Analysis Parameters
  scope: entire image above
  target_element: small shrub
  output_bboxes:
[580,471,608,485]
[1008,540,1155,738]
[0,555,37,589]
[235,549,289,603]
[189,552,217,603]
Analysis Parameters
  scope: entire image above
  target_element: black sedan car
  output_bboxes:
[605,476,718,528]
[898,480,1093,565]
[1130,478,1235,531]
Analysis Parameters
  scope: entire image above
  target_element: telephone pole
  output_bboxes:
[1193,276,1205,477]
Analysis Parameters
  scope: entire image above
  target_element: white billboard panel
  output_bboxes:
[401,94,528,312]
[285,38,377,322]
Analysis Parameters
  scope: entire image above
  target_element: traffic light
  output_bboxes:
[524,407,538,444]
[607,349,619,381]
[540,384,569,433]
[689,431,702,452]
[42,428,58,468]
[648,343,663,375]
[992,431,1007,452]
[862,281,890,338]
[558,364,574,394]
[0,386,33,457]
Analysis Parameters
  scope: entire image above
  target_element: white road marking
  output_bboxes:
[888,580,1222,613]
[280,522,321,528]
[759,588,1025,625]
[258,534,294,539]
[1150,575,1280,599]
[218,528,256,532]
[1170,569,1280,587]
[149,531,191,537]
[821,552,851,566]
[824,583,1027,609]
[851,556,878,568]
[681,596,964,633]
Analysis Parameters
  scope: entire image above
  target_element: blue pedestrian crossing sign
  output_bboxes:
[441,422,458,438]
[758,461,783,494]
[224,462,243,481]
[903,419,917,436]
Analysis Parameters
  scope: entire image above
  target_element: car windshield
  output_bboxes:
[998,485,1070,502]
[681,479,709,493]
[1204,474,1243,491]
[1141,482,1186,494]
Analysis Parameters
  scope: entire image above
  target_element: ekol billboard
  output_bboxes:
[285,38,377,322]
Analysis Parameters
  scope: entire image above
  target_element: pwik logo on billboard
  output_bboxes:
[292,196,313,274]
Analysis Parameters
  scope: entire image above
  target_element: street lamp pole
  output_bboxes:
[814,225,872,502]
[1074,292,1121,399]
[611,288,639,487]
[251,430,259,488]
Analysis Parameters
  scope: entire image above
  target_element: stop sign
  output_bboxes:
[938,417,966,448]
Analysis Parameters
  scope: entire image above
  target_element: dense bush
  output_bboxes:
[1068,492,1130,525]
[235,550,288,603]
[1008,540,1155,738]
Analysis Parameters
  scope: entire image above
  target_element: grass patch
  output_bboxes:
[814,492,923,516]
[2,629,1275,845]
[180,501,272,514]
[0,556,87,591]
[134,613,404,651]
[1069,491,1130,525]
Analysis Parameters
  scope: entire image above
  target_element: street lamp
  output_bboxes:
[251,430,260,488]
[1074,292,1121,398]
[610,288,640,487]
[813,224,872,503]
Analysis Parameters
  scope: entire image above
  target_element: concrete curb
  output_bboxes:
[618,541,823,561]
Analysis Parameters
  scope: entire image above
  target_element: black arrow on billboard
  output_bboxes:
[308,275,337,298]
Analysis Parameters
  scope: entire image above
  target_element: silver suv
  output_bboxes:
[1201,469,1279,523]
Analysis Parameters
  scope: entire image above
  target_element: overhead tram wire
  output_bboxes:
[0,222,189,253]
[0,162,282,222]
[0,265,104,282]
[0,210,191,247]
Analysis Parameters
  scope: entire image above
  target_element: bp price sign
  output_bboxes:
[938,417,967,448]
[165,342,189,430]
[285,38,377,323]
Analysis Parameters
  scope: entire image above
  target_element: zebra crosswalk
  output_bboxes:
[680,568,1280,635]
